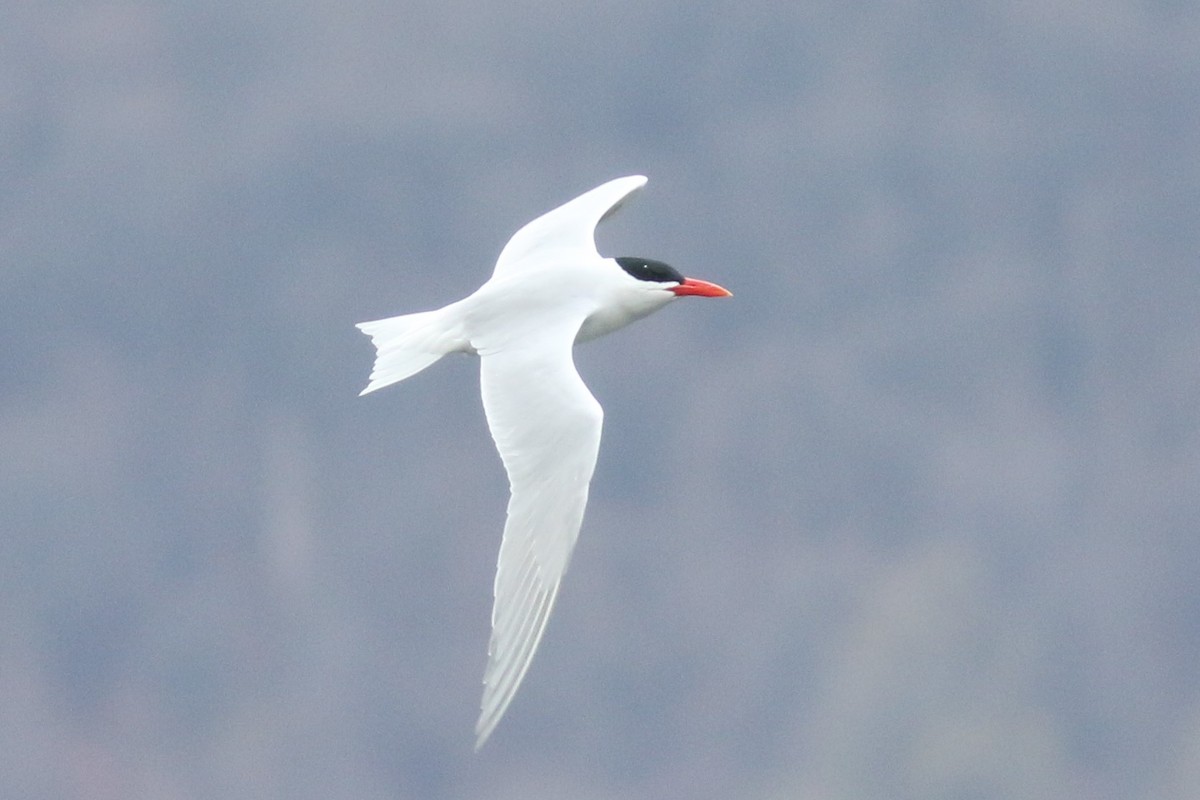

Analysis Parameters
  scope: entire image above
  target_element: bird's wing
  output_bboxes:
[491,175,647,279]
[474,315,603,749]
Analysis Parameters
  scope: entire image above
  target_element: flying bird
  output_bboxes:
[356,175,730,749]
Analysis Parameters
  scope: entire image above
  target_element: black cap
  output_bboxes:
[615,256,684,285]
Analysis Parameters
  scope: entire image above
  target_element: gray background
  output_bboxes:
[3,2,1198,798]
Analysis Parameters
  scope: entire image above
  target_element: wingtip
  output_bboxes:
[598,174,647,194]
[472,690,504,751]
[358,378,385,396]
[474,707,500,751]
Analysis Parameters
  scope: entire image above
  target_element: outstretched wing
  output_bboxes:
[474,316,603,749]
[491,175,647,280]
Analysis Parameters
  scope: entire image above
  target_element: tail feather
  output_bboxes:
[356,306,465,395]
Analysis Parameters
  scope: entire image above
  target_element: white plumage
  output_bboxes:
[356,176,729,748]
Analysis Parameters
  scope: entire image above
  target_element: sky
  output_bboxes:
[3,2,1200,798]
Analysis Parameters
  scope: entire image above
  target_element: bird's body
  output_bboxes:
[356,176,729,748]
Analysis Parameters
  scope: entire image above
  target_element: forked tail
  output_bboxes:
[355,304,467,395]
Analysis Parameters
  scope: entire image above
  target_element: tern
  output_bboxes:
[356,175,730,748]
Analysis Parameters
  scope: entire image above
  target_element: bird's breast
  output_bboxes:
[575,305,640,343]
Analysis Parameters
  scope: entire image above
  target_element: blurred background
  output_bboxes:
[3,1,1199,798]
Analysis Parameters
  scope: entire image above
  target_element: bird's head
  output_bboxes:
[574,255,732,343]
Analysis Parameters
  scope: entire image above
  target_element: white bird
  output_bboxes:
[356,175,730,749]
